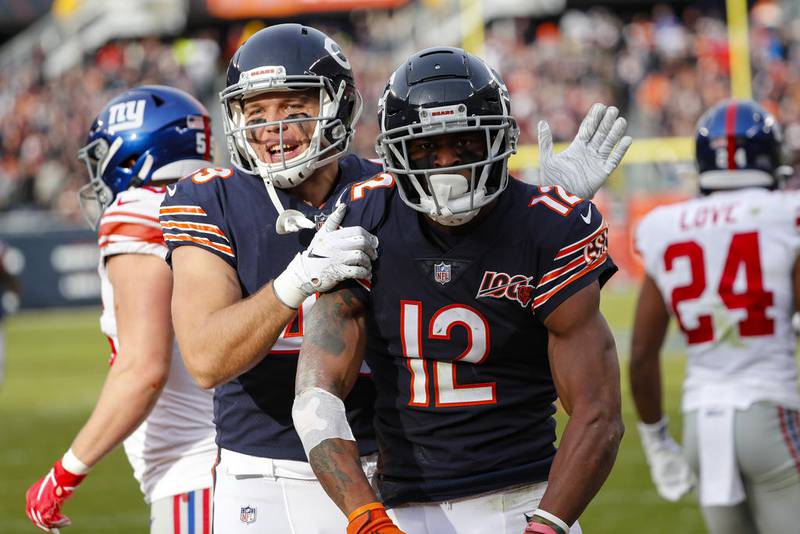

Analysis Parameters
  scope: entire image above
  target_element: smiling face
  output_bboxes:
[242,89,320,164]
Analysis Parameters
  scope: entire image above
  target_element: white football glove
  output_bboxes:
[638,417,695,502]
[538,103,633,199]
[273,204,378,309]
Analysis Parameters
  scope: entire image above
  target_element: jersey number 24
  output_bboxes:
[664,231,774,344]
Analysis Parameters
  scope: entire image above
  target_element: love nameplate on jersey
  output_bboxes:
[413,258,472,286]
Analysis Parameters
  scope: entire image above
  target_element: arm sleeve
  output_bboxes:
[159,172,236,269]
[532,199,617,320]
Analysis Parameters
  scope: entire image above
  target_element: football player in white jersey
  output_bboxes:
[25,86,217,533]
[630,99,800,533]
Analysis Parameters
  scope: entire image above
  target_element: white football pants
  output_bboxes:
[387,481,583,534]
[212,448,376,534]
[684,401,800,534]
[150,488,212,534]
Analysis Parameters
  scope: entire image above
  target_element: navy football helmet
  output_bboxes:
[376,47,519,226]
[695,99,782,193]
[220,24,362,189]
[78,85,213,227]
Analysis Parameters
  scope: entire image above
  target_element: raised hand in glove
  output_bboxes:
[538,103,633,199]
[638,417,695,501]
[273,203,379,309]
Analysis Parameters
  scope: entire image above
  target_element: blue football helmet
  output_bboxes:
[78,85,213,227]
[695,99,782,193]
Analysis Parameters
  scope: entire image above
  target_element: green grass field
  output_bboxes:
[0,287,706,533]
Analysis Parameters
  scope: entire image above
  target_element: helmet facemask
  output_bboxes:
[377,107,518,226]
[220,68,362,189]
[77,137,119,229]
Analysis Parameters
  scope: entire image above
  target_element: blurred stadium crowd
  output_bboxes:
[1,1,798,221]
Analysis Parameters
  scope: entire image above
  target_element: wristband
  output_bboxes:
[532,509,569,534]
[526,523,560,534]
[272,270,305,310]
[347,502,385,523]
[62,448,91,475]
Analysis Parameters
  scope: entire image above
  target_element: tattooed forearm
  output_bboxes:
[296,287,366,395]
[309,440,354,497]
[304,288,363,356]
[308,438,377,514]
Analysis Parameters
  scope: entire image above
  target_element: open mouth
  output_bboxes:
[266,142,306,163]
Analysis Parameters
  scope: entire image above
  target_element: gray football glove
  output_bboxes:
[538,103,633,199]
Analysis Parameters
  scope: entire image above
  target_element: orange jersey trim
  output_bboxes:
[534,250,609,309]
[160,220,227,239]
[554,220,607,260]
[538,255,586,286]
[164,233,234,257]
[159,206,208,216]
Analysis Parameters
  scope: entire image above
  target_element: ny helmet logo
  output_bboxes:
[107,100,146,134]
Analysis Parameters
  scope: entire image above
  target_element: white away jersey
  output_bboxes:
[636,188,800,411]
[98,186,216,502]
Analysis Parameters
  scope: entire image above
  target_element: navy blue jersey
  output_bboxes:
[334,174,616,506]
[159,155,381,460]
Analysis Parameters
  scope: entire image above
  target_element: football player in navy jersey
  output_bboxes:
[293,48,626,534]
[162,24,630,534]
[160,25,383,534]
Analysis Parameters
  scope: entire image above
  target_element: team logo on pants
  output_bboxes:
[240,506,257,524]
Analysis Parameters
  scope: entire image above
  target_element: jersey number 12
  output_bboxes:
[400,301,497,408]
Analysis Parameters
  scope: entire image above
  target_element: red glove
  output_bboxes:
[347,502,406,534]
[25,459,86,531]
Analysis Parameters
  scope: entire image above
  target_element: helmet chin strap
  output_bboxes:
[425,173,482,226]
[263,178,316,234]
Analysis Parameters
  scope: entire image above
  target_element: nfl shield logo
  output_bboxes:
[313,213,328,230]
[434,262,451,285]
[240,506,257,524]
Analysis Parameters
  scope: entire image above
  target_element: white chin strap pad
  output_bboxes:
[425,173,482,226]
[292,387,356,459]
[430,173,470,205]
